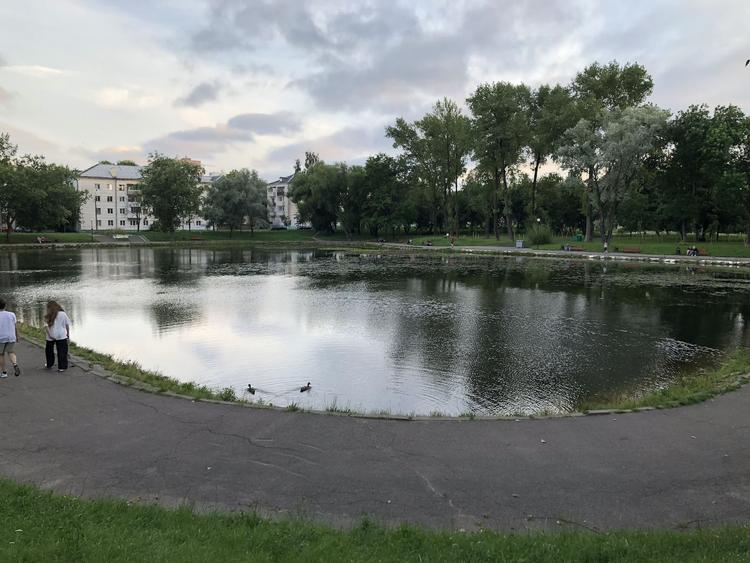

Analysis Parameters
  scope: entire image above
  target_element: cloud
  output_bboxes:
[142,111,304,160]
[0,86,11,106]
[3,64,69,78]
[226,112,301,135]
[94,87,162,109]
[174,81,222,107]
[264,124,393,171]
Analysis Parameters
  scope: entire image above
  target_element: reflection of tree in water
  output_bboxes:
[0,250,83,292]
[149,299,202,334]
[151,248,206,286]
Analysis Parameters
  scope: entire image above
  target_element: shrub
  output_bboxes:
[218,387,237,402]
[527,224,553,246]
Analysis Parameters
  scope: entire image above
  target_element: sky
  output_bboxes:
[0,0,748,179]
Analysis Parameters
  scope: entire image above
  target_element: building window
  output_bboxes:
[119,220,125,226]
[119,208,126,214]
[107,208,113,214]
[143,219,149,225]
[118,185,124,191]
[119,196,125,202]
[107,184,112,190]
[94,183,101,190]
[196,220,202,226]
[96,220,101,226]
[127,183,135,189]
[129,219,138,226]
[95,208,101,215]
[107,220,114,226]
[107,196,113,202]
[95,196,100,202]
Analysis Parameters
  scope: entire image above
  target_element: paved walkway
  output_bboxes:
[1,339,749,531]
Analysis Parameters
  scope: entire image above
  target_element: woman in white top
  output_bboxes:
[44,300,71,372]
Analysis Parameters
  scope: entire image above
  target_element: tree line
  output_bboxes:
[289,61,750,243]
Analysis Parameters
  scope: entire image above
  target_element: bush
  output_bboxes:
[218,387,237,402]
[527,224,553,245]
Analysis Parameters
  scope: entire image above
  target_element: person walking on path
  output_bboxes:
[0,298,21,378]
[44,301,70,372]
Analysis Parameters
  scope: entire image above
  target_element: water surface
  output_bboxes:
[2,247,748,415]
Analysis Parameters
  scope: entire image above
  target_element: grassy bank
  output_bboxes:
[0,232,94,244]
[1,479,749,562]
[579,348,750,412]
[17,323,239,403]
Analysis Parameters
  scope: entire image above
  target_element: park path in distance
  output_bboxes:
[1,339,749,531]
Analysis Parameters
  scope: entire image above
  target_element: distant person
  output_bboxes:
[0,298,21,378]
[603,240,609,254]
[44,300,71,372]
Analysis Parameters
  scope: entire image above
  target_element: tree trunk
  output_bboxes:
[501,167,514,241]
[492,168,500,241]
[531,154,541,219]
[746,224,750,247]
[585,165,595,242]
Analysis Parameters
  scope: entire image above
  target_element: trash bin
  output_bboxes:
[574,234,583,242]
[515,239,524,249]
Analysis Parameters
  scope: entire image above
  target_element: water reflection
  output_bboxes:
[1,247,748,415]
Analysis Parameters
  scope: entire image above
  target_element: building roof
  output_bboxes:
[79,163,143,180]
[201,173,223,184]
[267,173,296,187]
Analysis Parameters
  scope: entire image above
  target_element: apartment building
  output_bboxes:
[76,163,210,232]
[266,173,302,229]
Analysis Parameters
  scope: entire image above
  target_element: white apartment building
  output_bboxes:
[76,163,210,232]
[266,173,302,229]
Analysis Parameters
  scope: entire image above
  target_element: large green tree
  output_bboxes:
[467,82,531,240]
[570,61,653,240]
[203,169,267,234]
[139,154,203,232]
[557,105,669,242]
[0,133,83,239]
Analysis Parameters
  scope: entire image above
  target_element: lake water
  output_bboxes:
[1,247,749,416]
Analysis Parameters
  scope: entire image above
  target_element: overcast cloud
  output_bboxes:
[0,0,748,178]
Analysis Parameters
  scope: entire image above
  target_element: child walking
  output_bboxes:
[44,300,71,372]
[0,298,21,378]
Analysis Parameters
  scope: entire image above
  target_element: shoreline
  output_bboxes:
[3,238,750,268]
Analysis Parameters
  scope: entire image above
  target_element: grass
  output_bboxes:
[0,232,95,244]
[142,229,317,243]
[17,322,236,404]
[2,479,750,562]
[406,233,750,258]
[579,348,750,412]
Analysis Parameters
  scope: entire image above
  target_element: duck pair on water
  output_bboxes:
[246,382,311,395]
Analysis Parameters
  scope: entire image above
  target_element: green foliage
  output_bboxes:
[526,223,553,245]
[0,133,84,239]
[289,161,347,233]
[218,387,237,402]
[139,153,203,232]
[115,159,138,166]
[203,168,266,233]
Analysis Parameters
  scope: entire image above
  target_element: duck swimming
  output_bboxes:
[300,382,311,393]
[247,384,256,395]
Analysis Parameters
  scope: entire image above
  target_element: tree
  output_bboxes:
[467,82,531,240]
[289,161,344,233]
[139,153,203,232]
[304,151,320,170]
[526,85,576,219]
[570,61,653,240]
[0,133,84,239]
[557,105,669,242]
[362,154,413,238]
[204,169,267,234]
[116,159,138,166]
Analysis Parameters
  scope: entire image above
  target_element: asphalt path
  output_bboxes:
[1,339,749,531]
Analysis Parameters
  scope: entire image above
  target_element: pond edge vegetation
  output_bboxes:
[17,323,750,420]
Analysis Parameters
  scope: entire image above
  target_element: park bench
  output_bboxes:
[112,234,129,240]
[621,247,641,253]
[36,236,50,244]
[564,245,585,251]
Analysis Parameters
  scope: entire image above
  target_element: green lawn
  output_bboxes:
[1,479,749,562]
[406,233,750,258]
[0,232,94,244]
[142,229,317,243]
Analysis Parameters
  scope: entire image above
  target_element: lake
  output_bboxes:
[1,246,748,416]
